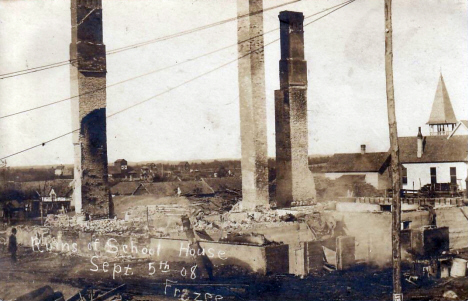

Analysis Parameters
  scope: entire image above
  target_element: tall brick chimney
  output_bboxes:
[237,0,269,210]
[275,11,316,208]
[70,0,112,218]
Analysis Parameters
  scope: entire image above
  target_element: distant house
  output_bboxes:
[140,165,158,181]
[321,145,391,190]
[39,181,73,203]
[115,159,128,170]
[399,74,468,191]
[133,181,214,198]
[110,181,140,196]
[4,180,73,217]
[109,159,137,180]
[178,161,190,172]
[202,177,242,194]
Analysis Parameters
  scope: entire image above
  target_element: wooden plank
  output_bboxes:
[94,284,126,301]
[66,287,90,301]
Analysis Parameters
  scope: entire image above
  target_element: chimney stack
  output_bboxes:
[275,11,316,208]
[236,0,269,210]
[417,127,423,158]
[70,0,112,218]
[360,144,366,155]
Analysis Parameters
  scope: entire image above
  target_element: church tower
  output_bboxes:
[427,73,458,135]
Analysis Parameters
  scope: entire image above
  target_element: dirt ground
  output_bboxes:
[0,247,468,301]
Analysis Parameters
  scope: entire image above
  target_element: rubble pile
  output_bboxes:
[314,175,384,200]
[43,214,146,235]
[125,204,189,222]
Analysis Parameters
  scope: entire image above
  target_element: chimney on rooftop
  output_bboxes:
[417,127,423,158]
[360,144,366,155]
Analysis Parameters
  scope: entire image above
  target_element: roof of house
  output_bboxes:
[399,135,468,163]
[108,165,122,175]
[115,159,127,164]
[46,181,73,197]
[324,152,390,173]
[137,181,214,197]
[110,181,140,195]
[10,179,73,198]
[427,74,458,125]
[202,177,242,193]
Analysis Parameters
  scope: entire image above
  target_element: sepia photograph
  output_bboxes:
[0,0,467,300]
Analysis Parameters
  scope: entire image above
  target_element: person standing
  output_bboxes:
[8,227,17,262]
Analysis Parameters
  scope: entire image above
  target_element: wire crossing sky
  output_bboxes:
[0,0,356,161]
[0,0,304,80]
[0,0,466,166]
[0,0,354,120]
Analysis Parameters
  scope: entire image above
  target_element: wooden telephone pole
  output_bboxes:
[384,0,402,300]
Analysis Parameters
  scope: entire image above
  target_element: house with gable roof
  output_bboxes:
[320,74,467,193]
[321,144,391,190]
[400,74,467,191]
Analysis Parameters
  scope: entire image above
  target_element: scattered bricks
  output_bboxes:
[336,236,355,271]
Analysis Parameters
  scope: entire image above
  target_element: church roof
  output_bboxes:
[427,74,457,125]
[398,135,468,163]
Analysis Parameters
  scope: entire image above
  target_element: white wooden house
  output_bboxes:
[400,74,467,191]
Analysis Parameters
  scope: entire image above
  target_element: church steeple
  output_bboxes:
[427,73,457,135]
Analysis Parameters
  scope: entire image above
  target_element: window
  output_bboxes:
[402,166,408,185]
[401,221,412,230]
[430,167,437,185]
[450,167,457,185]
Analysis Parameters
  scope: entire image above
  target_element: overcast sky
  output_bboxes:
[0,0,467,166]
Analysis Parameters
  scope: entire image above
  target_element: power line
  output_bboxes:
[0,0,353,120]
[305,0,355,25]
[0,0,357,161]
[0,0,301,80]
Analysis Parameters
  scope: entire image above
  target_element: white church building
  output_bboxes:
[400,74,467,191]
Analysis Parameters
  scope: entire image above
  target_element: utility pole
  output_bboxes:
[384,0,402,300]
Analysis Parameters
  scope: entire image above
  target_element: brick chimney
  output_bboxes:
[417,127,423,158]
[236,0,269,210]
[360,144,366,155]
[275,11,316,208]
[70,0,112,218]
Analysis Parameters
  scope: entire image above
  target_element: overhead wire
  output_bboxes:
[0,0,357,161]
[0,0,301,80]
[0,0,353,120]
